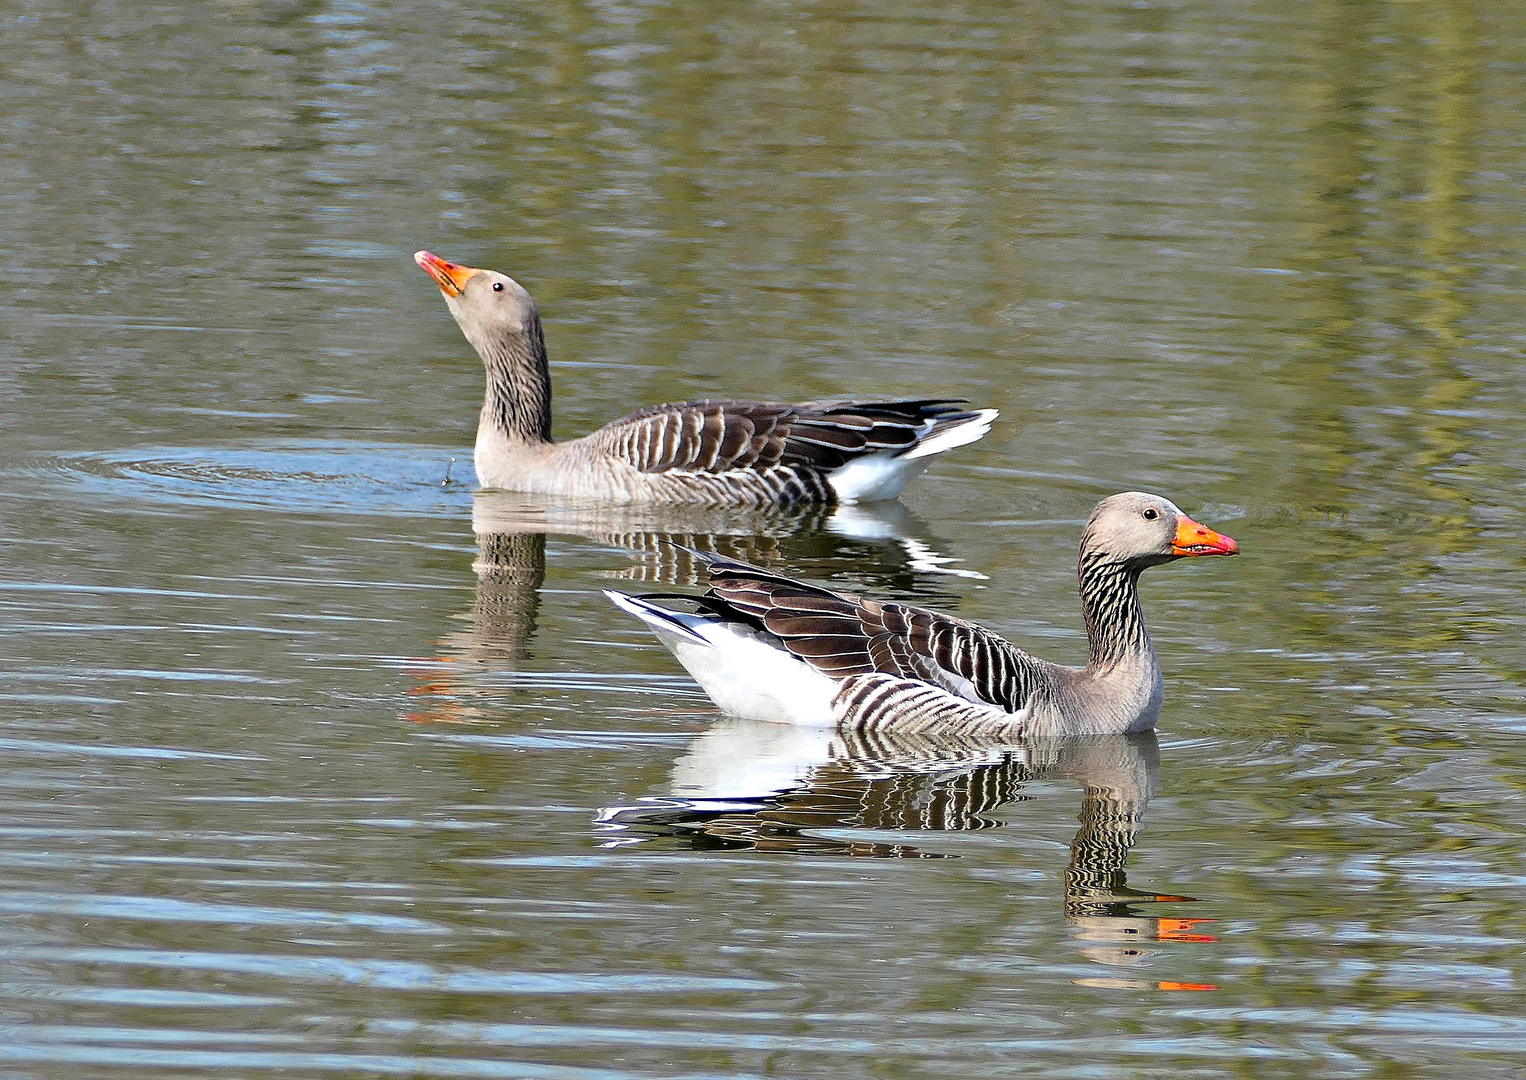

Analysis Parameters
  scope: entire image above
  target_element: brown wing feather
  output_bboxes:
[583,399,983,477]
[580,401,787,474]
[697,553,1047,711]
[778,399,981,469]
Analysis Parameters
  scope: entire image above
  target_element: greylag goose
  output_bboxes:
[605,492,1238,736]
[415,251,997,506]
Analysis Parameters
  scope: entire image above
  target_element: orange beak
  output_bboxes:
[1170,515,1239,557]
[414,250,481,298]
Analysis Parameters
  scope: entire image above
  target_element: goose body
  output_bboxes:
[415,251,997,506]
[606,492,1238,736]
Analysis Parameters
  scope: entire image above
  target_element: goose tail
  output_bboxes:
[602,590,711,647]
[826,408,998,503]
[900,407,999,460]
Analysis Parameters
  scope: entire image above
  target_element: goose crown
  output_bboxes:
[1080,491,1238,569]
[1081,492,1186,569]
[414,250,539,364]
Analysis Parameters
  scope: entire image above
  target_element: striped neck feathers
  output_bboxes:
[477,309,553,445]
[1077,550,1153,672]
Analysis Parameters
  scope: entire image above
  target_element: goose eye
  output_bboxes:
[1142,508,1158,521]
[492,282,505,293]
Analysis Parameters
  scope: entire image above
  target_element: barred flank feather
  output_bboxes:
[833,673,1022,734]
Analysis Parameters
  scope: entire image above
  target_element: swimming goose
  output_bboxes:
[605,492,1238,736]
[415,250,997,506]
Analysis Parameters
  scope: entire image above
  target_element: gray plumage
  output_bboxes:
[415,250,997,506]
[607,492,1239,736]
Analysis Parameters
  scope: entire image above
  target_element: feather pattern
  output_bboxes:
[605,492,1238,735]
[832,673,1022,734]
[577,398,990,502]
[695,552,1051,712]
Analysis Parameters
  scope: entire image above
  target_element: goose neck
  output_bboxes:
[1077,553,1153,672]
[478,312,553,446]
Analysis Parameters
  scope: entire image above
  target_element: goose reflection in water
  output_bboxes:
[406,490,977,722]
[598,723,1216,990]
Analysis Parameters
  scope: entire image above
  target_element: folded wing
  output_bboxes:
[694,551,1049,714]
[584,399,989,477]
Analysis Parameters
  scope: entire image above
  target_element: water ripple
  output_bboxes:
[13,947,778,995]
[0,895,442,934]
[12,442,477,517]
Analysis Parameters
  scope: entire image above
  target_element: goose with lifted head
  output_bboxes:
[415,251,997,507]
[606,492,1238,736]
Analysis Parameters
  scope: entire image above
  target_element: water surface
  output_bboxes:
[2,0,1525,1076]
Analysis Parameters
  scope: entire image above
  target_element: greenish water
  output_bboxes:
[2,0,1525,1076]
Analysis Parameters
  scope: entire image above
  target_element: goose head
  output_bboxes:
[1081,492,1239,571]
[414,250,540,366]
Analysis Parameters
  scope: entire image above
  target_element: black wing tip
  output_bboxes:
[818,396,967,408]
[810,398,987,424]
[609,588,737,621]
[614,398,985,422]
[660,541,851,600]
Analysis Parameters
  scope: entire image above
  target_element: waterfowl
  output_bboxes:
[605,492,1238,736]
[415,251,997,506]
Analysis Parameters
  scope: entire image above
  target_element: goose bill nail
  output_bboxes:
[1170,517,1239,557]
[414,250,480,297]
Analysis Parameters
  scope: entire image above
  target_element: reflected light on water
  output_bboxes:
[2,0,1526,1075]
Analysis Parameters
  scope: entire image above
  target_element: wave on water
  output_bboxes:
[16,441,478,518]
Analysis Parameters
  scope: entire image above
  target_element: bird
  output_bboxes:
[414,250,997,507]
[605,492,1239,736]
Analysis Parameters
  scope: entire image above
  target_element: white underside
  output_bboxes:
[826,453,931,504]
[606,590,838,725]
[826,409,999,503]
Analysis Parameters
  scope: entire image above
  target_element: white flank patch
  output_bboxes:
[827,408,999,503]
[898,408,999,460]
[604,590,839,725]
[826,453,930,503]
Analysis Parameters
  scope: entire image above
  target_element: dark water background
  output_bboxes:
[3,0,1525,1075]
